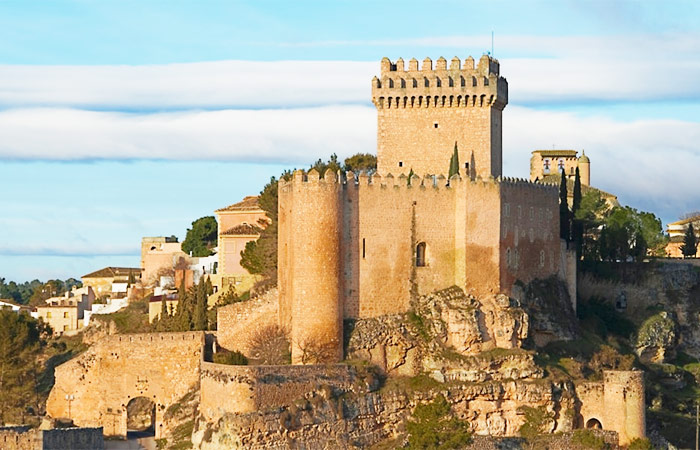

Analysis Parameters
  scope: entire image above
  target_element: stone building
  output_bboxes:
[81,267,140,297]
[35,286,94,335]
[214,196,268,292]
[530,149,590,185]
[666,213,700,258]
[140,236,185,286]
[278,55,576,364]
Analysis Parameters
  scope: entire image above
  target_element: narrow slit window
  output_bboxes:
[398,161,403,167]
[415,242,426,267]
[362,238,366,259]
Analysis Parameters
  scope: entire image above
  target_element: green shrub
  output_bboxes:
[627,437,653,450]
[213,350,248,365]
[406,394,472,449]
[571,429,606,449]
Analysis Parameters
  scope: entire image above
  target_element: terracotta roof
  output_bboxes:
[221,223,263,236]
[82,267,141,279]
[532,150,578,157]
[216,196,261,213]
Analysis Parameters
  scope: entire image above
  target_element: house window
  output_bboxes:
[63,325,69,331]
[63,312,69,318]
[46,312,52,319]
[415,242,426,267]
[539,250,545,268]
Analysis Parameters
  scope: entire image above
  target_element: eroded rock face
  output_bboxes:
[346,286,544,382]
[195,380,576,449]
[635,311,678,364]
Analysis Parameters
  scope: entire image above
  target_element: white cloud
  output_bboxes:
[1,33,700,111]
[0,106,376,162]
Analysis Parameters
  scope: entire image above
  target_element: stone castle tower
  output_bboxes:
[372,55,508,178]
[278,55,567,365]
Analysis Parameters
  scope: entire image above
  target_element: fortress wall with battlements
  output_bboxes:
[373,56,507,179]
[278,170,564,362]
[462,178,503,295]
[216,289,279,356]
[199,362,356,422]
[47,332,204,438]
[499,179,561,290]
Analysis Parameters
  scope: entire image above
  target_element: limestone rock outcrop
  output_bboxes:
[635,311,678,364]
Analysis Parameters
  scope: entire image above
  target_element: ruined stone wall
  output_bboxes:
[499,179,561,293]
[372,55,507,179]
[47,332,204,439]
[216,289,279,355]
[0,427,104,450]
[199,362,357,423]
[576,381,604,429]
[0,427,36,450]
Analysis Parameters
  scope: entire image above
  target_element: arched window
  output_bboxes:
[585,418,602,429]
[415,242,426,267]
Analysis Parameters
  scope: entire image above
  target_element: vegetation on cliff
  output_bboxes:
[406,394,472,449]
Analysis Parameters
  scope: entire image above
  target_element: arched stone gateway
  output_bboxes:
[46,332,204,439]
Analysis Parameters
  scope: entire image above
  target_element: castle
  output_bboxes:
[279,55,573,364]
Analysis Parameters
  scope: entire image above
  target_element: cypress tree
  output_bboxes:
[194,277,208,331]
[681,223,698,258]
[559,169,571,241]
[448,142,460,178]
[572,166,583,255]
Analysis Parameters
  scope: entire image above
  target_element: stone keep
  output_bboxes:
[373,55,507,178]
[278,56,565,364]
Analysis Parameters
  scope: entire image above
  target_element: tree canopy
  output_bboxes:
[681,223,698,258]
[343,153,377,174]
[181,216,218,257]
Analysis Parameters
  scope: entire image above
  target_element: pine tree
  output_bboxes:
[448,142,460,178]
[572,166,583,255]
[681,223,698,258]
[559,169,571,241]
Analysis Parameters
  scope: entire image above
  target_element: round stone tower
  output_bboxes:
[278,169,343,364]
[603,370,645,445]
[578,150,590,186]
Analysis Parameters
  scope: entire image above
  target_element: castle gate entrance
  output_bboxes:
[126,397,156,438]
[46,332,204,439]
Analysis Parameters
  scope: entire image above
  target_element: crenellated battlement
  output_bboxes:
[372,55,507,110]
[281,170,557,196]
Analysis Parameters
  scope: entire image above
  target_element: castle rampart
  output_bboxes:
[278,170,561,363]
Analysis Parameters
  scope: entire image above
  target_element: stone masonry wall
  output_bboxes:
[47,332,203,439]
[0,427,104,450]
[216,289,279,355]
[0,427,36,450]
[199,362,357,423]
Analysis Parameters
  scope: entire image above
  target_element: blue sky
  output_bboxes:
[1,0,700,281]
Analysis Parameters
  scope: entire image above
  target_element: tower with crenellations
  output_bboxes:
[372,55,508,178]
[278,56,572,365]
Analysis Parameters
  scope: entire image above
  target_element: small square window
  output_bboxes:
[398,161,403,167]
[434,123,439,128]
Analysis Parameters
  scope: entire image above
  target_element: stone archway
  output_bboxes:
[126,397,156,438]
[585,417,602,429]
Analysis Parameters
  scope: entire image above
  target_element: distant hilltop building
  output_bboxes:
[530,149,590,186]
[278,55,576,364]
[666,213,700,258]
